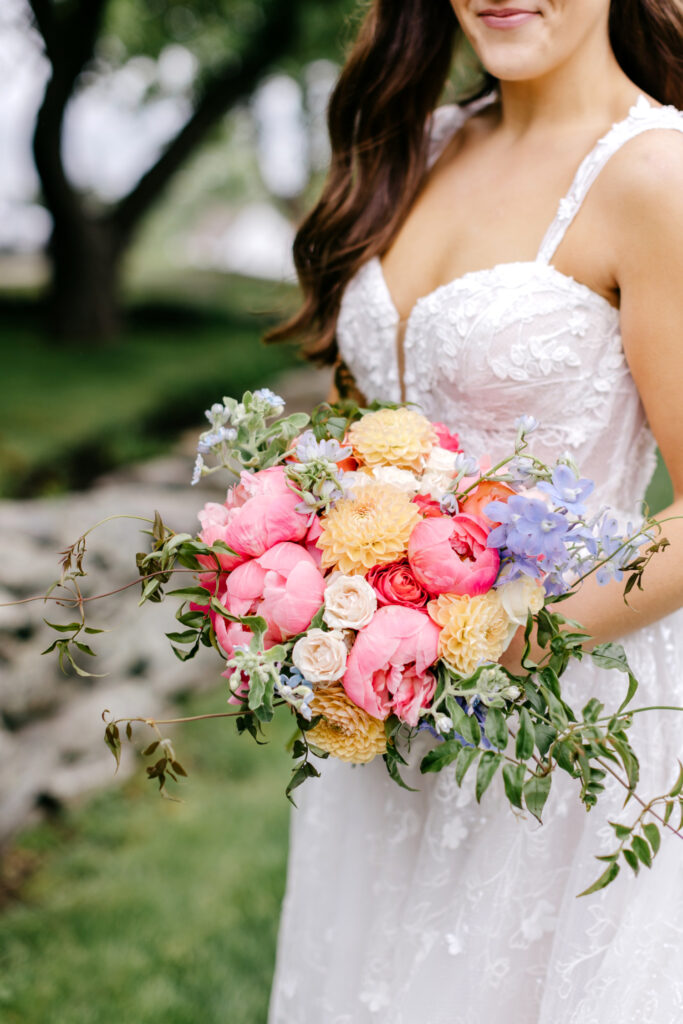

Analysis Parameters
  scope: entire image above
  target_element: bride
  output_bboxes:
[267,1,683,1020]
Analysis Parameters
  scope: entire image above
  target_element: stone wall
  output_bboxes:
[0,366,329,846]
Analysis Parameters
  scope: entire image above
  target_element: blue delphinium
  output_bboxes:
[538,463,594,515]
[486,495,571,563]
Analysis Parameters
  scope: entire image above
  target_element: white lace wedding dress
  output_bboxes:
[268,95,683,1024]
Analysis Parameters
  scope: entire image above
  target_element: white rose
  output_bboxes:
[418,446,459,500]
[498,576,545,628]
[292,628,348,683]
[371,465,421,494]
[323,573,377,630]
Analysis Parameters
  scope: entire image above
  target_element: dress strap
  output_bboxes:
[426,92,498,170]
[537,95,683,264]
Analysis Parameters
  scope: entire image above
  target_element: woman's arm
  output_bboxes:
[503,131,683,668]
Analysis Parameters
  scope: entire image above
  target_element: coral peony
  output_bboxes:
[428,592,511,675]
[214,542,324,656]
[198,466,309,573]
[307,685,387,763]
[343,605,439,725]
[366,560,430,610]
[318,484,421,574]
[348,408,436,473]
[460,480,515,527]
[408,514,500,596]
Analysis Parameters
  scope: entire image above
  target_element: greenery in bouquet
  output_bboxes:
[36,389,683,895]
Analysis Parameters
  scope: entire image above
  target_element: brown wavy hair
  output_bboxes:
[268,0,683,365]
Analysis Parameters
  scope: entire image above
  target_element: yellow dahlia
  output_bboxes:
[428,591,510,676]
[348,408,437,473]
[318,484,421,574]
[308,684,387,763]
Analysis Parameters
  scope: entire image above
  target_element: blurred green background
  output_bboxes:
[0,1,673,1022]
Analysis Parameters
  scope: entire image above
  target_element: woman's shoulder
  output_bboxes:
[601,103,683,219]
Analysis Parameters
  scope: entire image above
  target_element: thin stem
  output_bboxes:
[1,567,204,607]
[595,756,683,839]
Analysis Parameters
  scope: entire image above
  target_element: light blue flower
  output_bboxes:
[453,453,479,477]
[538,464,594,514]
[253,388,285,412]
[295,429,351,465]
[486,495,570,563]
[515,414,538,435]
[191,453,204,486]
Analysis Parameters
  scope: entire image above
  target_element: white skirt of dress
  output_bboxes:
[268,607,683,1024]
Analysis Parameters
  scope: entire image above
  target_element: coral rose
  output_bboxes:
[307,685,387,763]
[460,480,515,527]
[348,408,436,473]
[366,560,430,610]
[408,513,500,596]
[198,466,309,573]
[428,592,511,675]
[318,484,422,574]
[214,542,324,656]
[343,605,439,726]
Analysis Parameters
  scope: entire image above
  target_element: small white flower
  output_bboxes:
[371,465,421,494]
[292,628,348,683]
[323,574,377,631]
[434,713,454,735]
[191,453,204,486]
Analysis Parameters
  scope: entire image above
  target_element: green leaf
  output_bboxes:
[484,708,508,751]
[590,643,638,713]
[74,641,96,657]
[516,708,535,761]
[669,761,683,797]
[171,641,200,662]
[643,823,661,855]
[610,821,632,840]
[475,751,502,803]
[165,630,198,644]
[84,626,105,635]
[533,721,556,757]
[664,800,675,825]
[285,760,320,806]
[383,748,418,791]
[455,746,480,786]
[420,739,463,774]
[502,763,526,809]
[143,741,160,756]
[167,586,211,600]
[577,862,620,897]
[171,760,188,778]
[104,723,121,771]
[43,620,82,633]
[631,835,652,868]
[622,848,640,874]
[125,721,132,741]
[523,773,552,822]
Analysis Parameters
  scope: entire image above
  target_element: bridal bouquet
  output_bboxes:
[42,389,682,894]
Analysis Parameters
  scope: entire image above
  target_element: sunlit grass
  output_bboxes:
[0,689,295,1024]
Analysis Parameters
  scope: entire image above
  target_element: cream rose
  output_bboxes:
[497,576,545,628]
[323,574,378,630]
[371,465,421,494]
[419,446,459,500]
[292,628,348,683]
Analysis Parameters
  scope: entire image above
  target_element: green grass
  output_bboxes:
[0,688,295,1024]
[0,279,300,498]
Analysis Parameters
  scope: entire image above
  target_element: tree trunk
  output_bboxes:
[46,216,122,342]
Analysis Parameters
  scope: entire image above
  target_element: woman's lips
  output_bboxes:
[478,9,539,29]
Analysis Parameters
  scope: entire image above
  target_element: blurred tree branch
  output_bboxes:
[28,0,308,340]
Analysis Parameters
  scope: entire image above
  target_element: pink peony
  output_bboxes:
[408,513,500,596]
[432,422,461,452]
[197,466,309,573]
[213,542,325,656]
[366,560,430,610]
[343,605,439,725]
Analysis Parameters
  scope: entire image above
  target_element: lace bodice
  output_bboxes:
[337,95,683,514]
